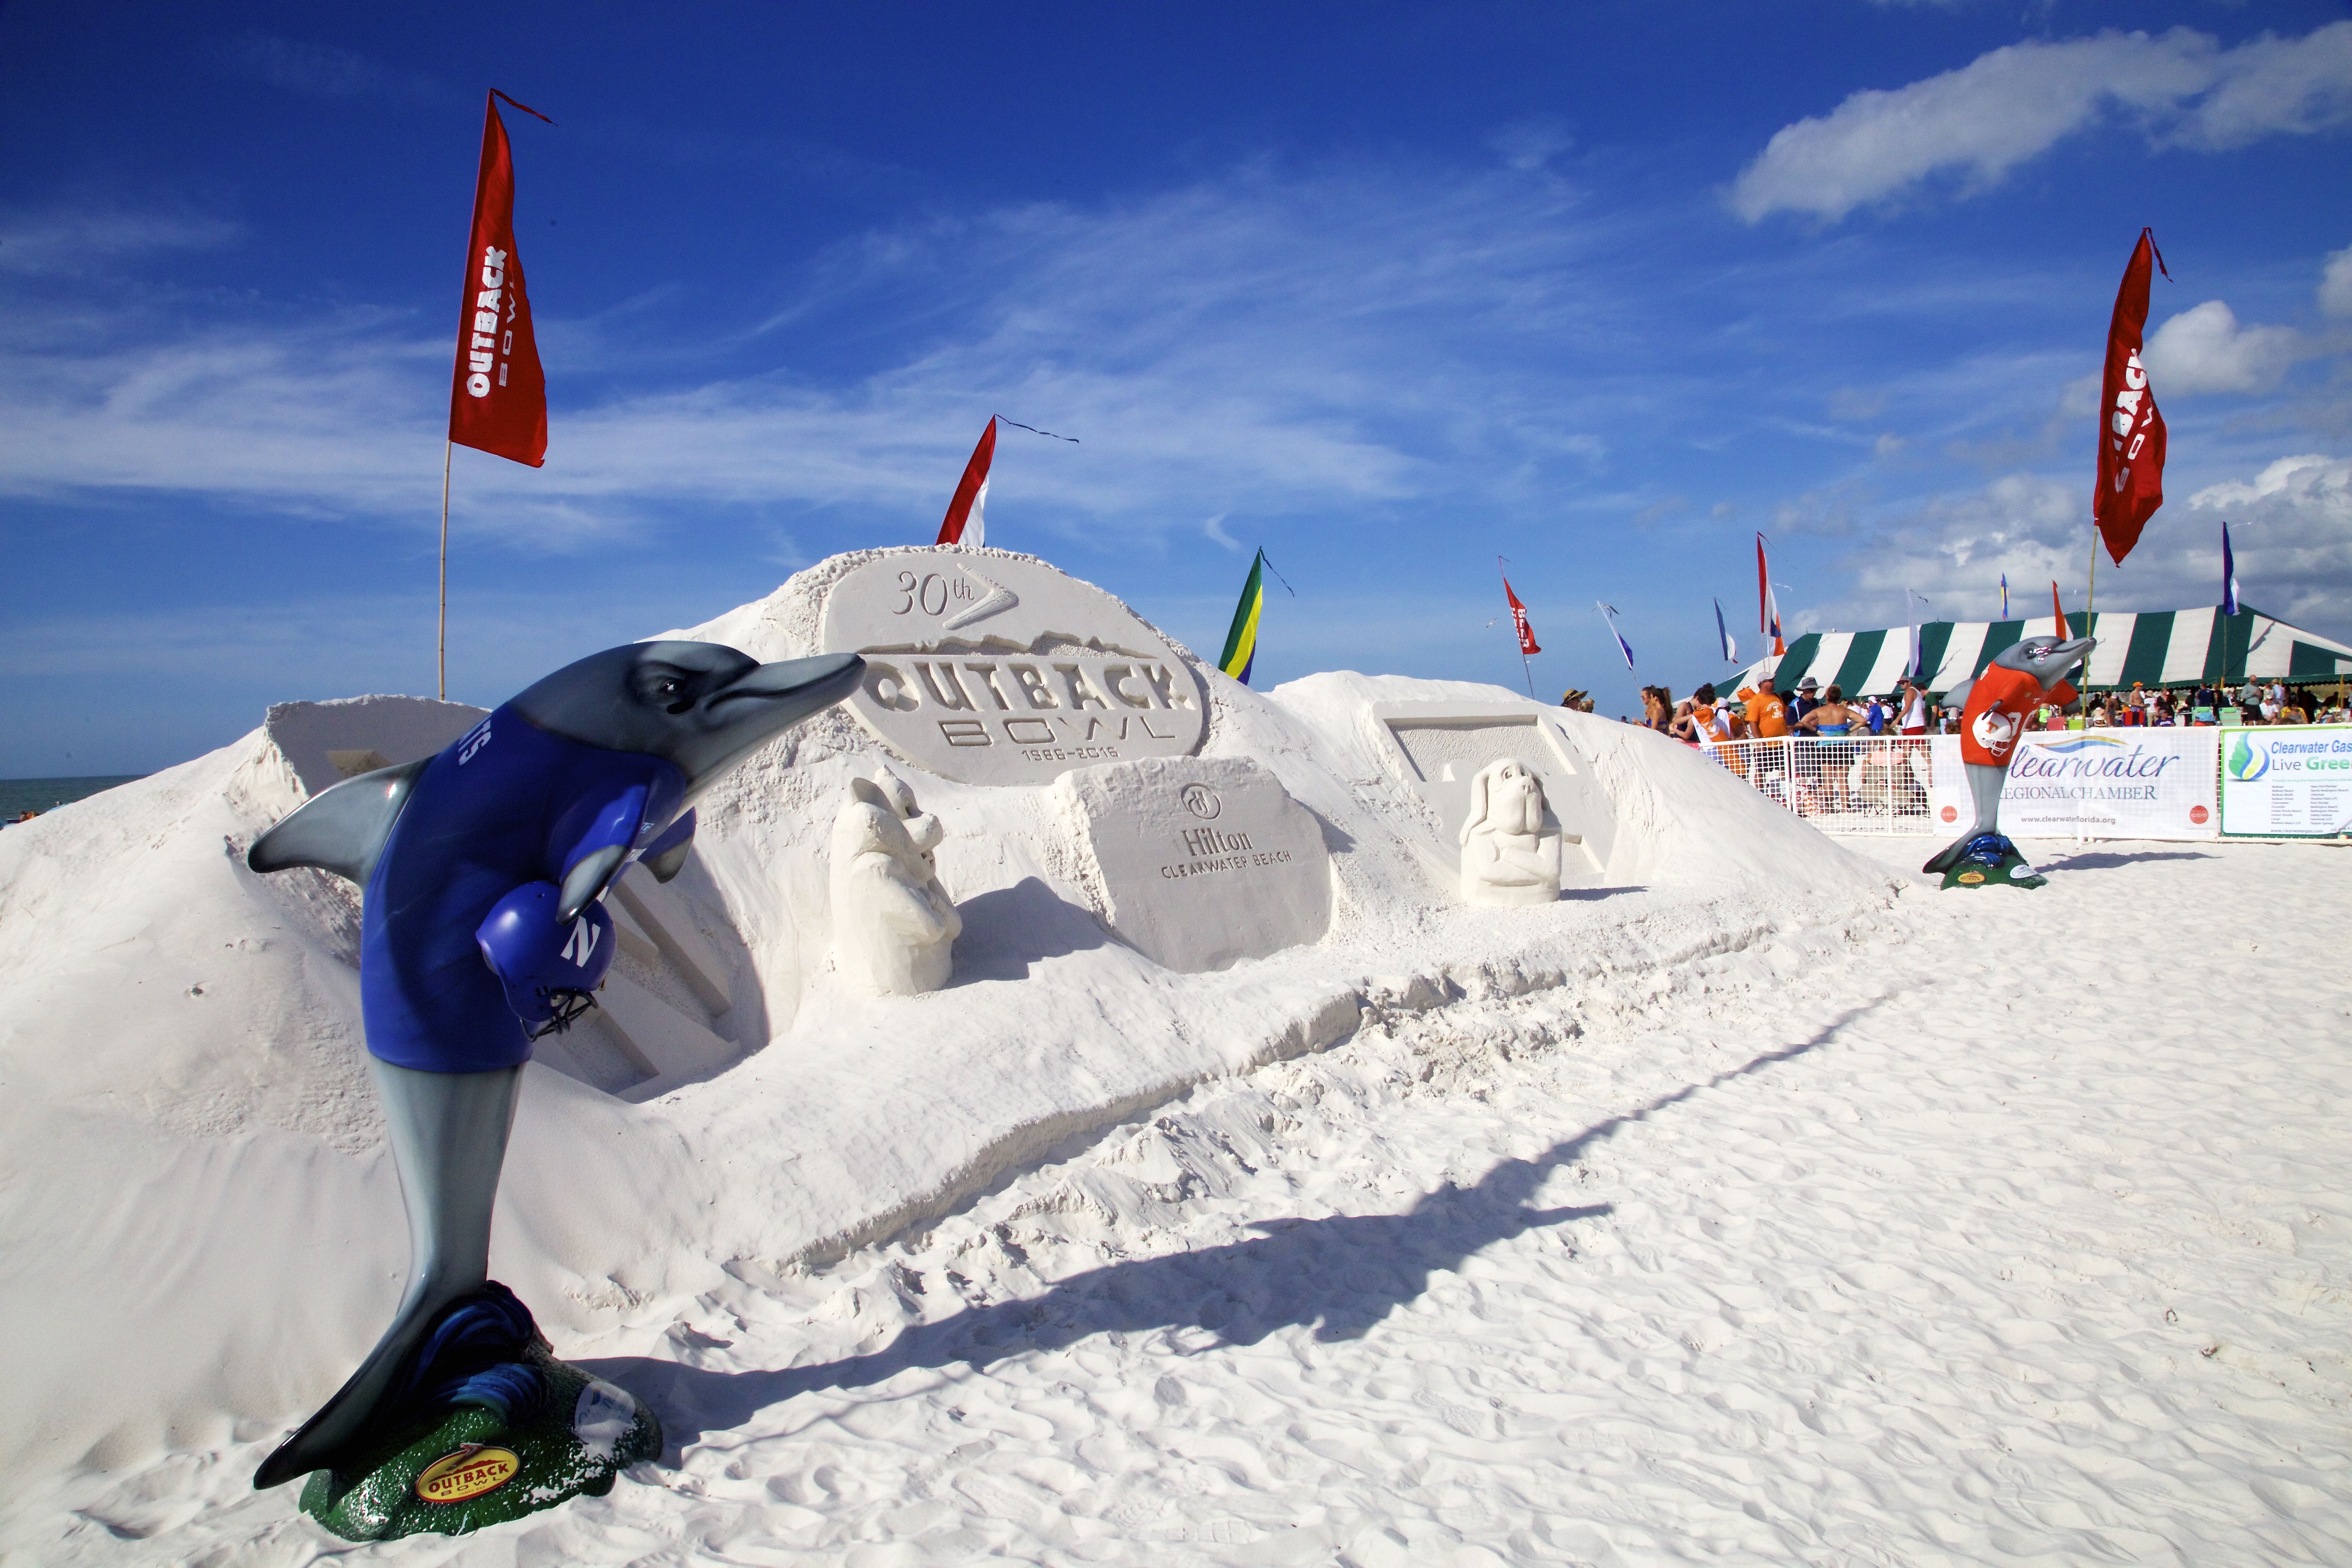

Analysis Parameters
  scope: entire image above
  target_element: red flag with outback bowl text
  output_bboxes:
[448,91,550,467]
[2094,228,2169,566]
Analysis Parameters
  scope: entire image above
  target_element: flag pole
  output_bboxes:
[438,439,452,701]
[1520,650,1535,700]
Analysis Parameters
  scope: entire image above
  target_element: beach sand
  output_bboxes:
[9,833,2348,1565]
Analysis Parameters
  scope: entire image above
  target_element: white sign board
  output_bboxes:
[1054,757,1331,973]
[818,550,1207,786]
[2221,725,2352,837]
[1926,729,2218,840]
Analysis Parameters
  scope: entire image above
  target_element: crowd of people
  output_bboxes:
[1586,676,2350,739]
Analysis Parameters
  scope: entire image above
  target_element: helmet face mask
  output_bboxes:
[475,881,617,1038]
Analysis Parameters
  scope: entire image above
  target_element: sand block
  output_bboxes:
[818,549,1207,785]
[263,696,489,798]
[1056,756,1331,973]
[1372,701,1616,886]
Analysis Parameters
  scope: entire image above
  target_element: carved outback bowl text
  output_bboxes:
[820,550,1209,786]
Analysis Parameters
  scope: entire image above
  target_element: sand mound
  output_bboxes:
[0,559,1888,1480]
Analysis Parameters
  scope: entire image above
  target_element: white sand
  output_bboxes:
[7,835,2348,1564]
[1,562,2345,1562]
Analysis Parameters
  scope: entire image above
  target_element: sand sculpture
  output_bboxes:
[830,773,962,995]
[1458,758,1562,906]
[1922,633,2096,889]
[1054,755,1333,972]
[240,640,862,1538]
[817,549,1207,786]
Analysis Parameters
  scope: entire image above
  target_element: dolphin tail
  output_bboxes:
[1922,760,2009,876]
[253,1061,523,1489]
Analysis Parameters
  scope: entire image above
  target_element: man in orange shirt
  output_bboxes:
[1740,684,1790,738]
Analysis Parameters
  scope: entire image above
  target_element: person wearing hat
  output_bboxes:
[1787,675,1820,727]
[1897,675,1929,736]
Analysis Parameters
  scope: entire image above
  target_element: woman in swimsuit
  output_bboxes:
[1796,684,1860,811]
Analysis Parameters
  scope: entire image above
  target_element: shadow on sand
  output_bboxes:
[580,1016,1862,1460]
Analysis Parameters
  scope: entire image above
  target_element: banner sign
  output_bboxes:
[1927,729,2218,841]
[2220,725,2352,838]
[448,93,547,468]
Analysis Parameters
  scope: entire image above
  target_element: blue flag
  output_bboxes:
[2221,521,2239,616]
[1597,601,1635,670]
[1999,572,2009,619]
[1713,598,1737,663]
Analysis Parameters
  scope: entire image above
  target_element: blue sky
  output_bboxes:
[3,2,2349,773]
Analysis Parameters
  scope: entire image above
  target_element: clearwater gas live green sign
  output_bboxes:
[2220,725,2352,838]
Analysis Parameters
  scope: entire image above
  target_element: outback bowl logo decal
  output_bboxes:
[1971,708,2019,758]
[415,1444,520,1503]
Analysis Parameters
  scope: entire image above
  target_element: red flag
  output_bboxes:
[448,92,548,468]
[935,417,996,546]
[1503,575,1541,655]
[2051,579,2067,635]
[2093,228,2168,566]
[1756,532,1785,655]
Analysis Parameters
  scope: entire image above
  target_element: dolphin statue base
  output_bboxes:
[294,1281,662,1540]
[1936,831,2047,890]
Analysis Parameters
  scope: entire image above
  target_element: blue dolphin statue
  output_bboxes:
[244,641,862,1490]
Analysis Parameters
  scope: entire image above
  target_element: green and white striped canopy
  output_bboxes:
[1737,606,2352,697]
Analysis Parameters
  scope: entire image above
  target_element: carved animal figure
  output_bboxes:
[1922,634,2096,881]
[830,773,961,995]
[1459,759,1561,906]
[243,641,862,1489]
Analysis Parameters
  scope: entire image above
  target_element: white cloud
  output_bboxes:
[1202,513,1243,551]
[1488,117,1574,172]
[2189,452,2344,511]
[0,208,240,275]
[1827,454,2352,638]
[2321,245,2352,318]
[2143,300,2303,394]
[0,161,1632,548]
[213,32,433,100]
[2180,22,2352,149]
[1733,22,2352,222]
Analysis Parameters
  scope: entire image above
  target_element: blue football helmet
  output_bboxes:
[474,880,615,1038]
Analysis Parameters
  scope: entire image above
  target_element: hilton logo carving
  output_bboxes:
[1161,822,1292,880]
[820,551,1209,786]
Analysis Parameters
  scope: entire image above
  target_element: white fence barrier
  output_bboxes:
[1697,736,1939,836]
[1701,730,2222,840]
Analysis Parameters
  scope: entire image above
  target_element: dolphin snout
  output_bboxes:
[707,652,866,721]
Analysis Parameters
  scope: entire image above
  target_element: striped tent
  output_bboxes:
[1736,606,2352,697]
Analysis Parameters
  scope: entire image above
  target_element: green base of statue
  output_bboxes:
[1940,840,2045,891]
[298,1343,660,1541]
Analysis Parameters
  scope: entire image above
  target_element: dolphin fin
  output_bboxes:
[1941,676,1974,713]
[558,843,629,923]
[639,809,696,883]
[253,1062,521,1489]
[248,758,431,886]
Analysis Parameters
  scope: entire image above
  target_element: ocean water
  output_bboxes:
[0,776,145,822]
